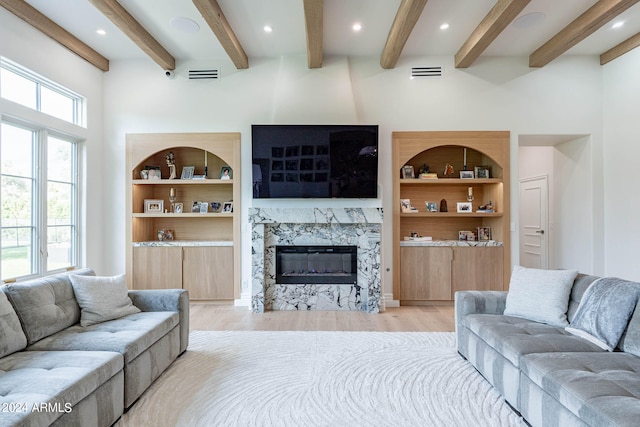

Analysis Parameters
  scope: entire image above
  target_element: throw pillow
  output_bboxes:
[504,265,578,327]
[70,274,140,326]
[0,290,27,357]
[566,277,640,351]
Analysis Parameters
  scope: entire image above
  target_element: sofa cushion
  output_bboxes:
[521,352,640,427]
[4,269,94,344]
[26,311,179,363]
[0,350,122,427]
[566,277,640,351]
[504,266,579,327]
[0,289,27,357]
[465,314,604,368]
[567,273,600,323]
[619,304,640,357]
[70,274,140,326]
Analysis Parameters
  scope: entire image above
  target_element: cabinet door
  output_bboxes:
[452,246,503,293]
[132,246,183,290]
[182,246,234,300]
[400,246,453,300]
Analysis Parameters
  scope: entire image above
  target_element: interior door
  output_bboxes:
[519,176,548,269]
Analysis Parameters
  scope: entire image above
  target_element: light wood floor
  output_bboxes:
[189,304,455,332]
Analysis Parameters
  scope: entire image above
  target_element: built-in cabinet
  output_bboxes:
[126,133,241,301]
[392,131,510,303]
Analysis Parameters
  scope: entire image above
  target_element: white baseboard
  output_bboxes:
[383,293,400,308]
[234,292,252,307]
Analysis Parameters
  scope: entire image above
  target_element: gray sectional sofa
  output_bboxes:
[456,272,640,427]
[0,269,189,427]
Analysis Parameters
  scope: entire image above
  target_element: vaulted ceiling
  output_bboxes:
[2,0,640,72]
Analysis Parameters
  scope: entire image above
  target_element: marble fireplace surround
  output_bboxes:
[249,208,383,313]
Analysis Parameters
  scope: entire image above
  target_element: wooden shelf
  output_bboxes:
[400,212,502,218]
[132,179,233,185]
[132,213,234,218]
[400,178,501,185]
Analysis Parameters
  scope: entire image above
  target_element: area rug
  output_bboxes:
[115,331,525,427]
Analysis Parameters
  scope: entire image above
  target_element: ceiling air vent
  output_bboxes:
[411,66,442,78]
[188,68,219,80]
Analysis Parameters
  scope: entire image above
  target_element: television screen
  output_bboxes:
[252,125,379,199]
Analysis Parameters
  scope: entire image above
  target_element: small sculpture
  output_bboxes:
[166,152,176,180]
[418,163,430,174]
[443,163,455,177]
[440,199,448,212]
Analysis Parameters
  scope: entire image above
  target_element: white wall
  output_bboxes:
[603,48,640,281]
[102,53,605,300]
[0,9,106,274]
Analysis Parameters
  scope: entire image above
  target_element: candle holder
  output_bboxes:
[467,186,474,202]
[169,188,176,213]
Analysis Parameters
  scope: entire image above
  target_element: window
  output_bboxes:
[1,58,84,126]
[1,59,81,281]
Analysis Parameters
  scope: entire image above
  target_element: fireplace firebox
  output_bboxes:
[276,245,357,285]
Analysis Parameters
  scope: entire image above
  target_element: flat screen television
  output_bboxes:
[252,124,379,199]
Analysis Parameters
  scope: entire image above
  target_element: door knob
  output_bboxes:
[535,230,545,234]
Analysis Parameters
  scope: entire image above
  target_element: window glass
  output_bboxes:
[1,124,36,279]
[41,86,75,123]
[0,67,37,109]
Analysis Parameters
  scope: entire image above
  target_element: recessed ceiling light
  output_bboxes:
[612,21,624,29]
[170,17,200,33]
[264,25,273,33]
[96,29,106,36]
[440,23,449,30]
[512,12,546,29]
[353,23,362,32]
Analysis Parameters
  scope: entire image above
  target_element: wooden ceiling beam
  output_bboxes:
[0,0,109,71]
[455,0,531,68]
[89,0,174,70]
[530,0,640,67]
[303,0,323,69]
[600,31,640,64]
[193,0,248,69]
[380,0,428,69]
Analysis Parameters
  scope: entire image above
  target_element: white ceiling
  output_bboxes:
[20,0,640,66]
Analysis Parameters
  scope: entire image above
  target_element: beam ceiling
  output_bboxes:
[455,0,531,68]
[303,0,323,69]
[0,0,109,71]
[530,0,640,67]
[380,0,428,69]
[600,31,640,64]
[89,0,175,70]
[192,0,248,70]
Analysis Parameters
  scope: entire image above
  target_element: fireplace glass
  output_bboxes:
[276,245,357,284]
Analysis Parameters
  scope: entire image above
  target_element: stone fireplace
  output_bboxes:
[249,208,383,313]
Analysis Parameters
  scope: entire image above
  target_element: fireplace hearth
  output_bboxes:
[276,245,357,285]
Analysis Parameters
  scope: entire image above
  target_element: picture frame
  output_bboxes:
[144,199,164,213]
[209,202,221,213]
[174,203,183,214]
[181,166,195,180]
[402,165,415,179]
[474,166,491,179]
[191,201,205,213]
[425,201,438,212]
[456,202,473,213]
[460,170,474,179]
[400,199,412,213]
[220,166,232,180]
[477,226,492,241]
[145,165,161,180]
[459,230,476,241]
[222,201,233,213]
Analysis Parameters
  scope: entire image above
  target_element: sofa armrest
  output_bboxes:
[129,289,189,353]
[454,290,507,357]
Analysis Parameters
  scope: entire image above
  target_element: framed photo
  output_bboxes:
[181,166,195,180]
[400,199,412,213]
[456,202,473,213]
[474,166,491,179]
[460,170,474,179]
[191,201,206,213]
[459,230,475,241]
[220,166,232,180]
[425,201,438,212]
[402,165,415,179]
[144,199,164,213]
[145,165,161,180]
[222,201,233,213]
[174,203,183,214]
[477,226,492,241]
[209,202,221,213]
